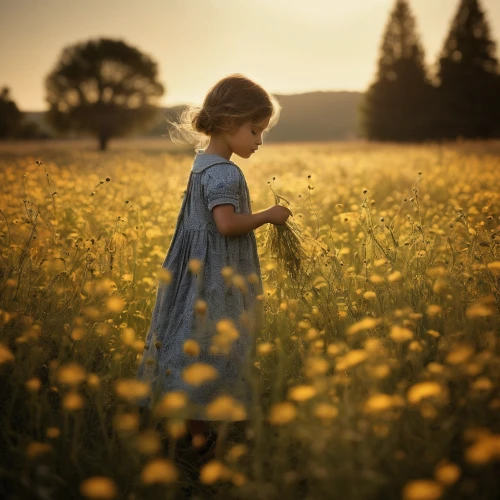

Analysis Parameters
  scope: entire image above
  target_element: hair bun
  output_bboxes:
[194,108,215,135]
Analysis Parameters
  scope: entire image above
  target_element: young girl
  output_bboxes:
[135,73,292,461]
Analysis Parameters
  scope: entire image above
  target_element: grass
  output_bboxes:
[0,139,500,499]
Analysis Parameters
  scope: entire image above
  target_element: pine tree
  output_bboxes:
[435,0,500,139]
[360,0,435,142]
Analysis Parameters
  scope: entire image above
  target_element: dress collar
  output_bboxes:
[191,150,237,173]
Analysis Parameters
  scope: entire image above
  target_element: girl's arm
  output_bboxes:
[212,204,291,237]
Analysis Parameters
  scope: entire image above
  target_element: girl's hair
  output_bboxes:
[166,73,281,151]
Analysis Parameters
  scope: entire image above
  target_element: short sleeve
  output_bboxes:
[203,163,241,212]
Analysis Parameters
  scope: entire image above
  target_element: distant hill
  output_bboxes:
[24,90,364,142]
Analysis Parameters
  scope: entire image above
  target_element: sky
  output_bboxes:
[1,0,499,112]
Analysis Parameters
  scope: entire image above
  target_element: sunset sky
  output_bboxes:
[1,0,499,112]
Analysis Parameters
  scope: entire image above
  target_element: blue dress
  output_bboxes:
[135,151,264,420]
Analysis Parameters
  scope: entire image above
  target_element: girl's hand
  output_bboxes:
[266,205,292,225]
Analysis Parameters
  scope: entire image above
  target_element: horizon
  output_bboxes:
[1,0,499,112]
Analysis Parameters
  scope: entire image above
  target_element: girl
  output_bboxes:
[136,74,292,462]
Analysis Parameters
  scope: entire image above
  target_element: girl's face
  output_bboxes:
[227,116,271,158]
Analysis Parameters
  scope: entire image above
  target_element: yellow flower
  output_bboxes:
[205,395,247,421]
[288,385,316,402]
[0,344,15,364]
[390,325,414,343]
[182,363,218,386]
[335,350,368,371]
[268,401,297,425]
[183,339,200,357]
[188,258,203,274]
[141,458,178,484]
[402,480,443,500]
[313,403,338,420]
[407,382,443,404]
[434,460,461,486]
[154,391,188,417]
[346,317,381,336]
[199,460,231,484]
[57,363,87,386]
[80,476,118,499]
[114,379,150,402]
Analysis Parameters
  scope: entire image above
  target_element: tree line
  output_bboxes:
[1,0,498,149]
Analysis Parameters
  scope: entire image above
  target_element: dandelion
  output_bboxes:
[407,382,443,404]
[165,419,187,439]
[335,350,368,371]
[199,460,231,484]
[141,458,178,484]
[114,379,150,402]
[426,330,440,338]
[472,377,493,392]
[71,327,86,341]
[26,441,53,460]
[57,363,87,386]
[188,258,203,274]
[445,344,474,365]
[46,427,60,439]
[157,267,172,284]
[182,363,218,386]
[194,299,207,315]
[210,319,239,355]
[247,272,259,285]
[427,305,442,316]
[466,302,494,318]
[313,403,338,420]
[370,364,391,379]
[80,476,118,499]
[268,401,297,425]
[433,279,447,294]
[363,290,377,300]
[113,412,139,434]
[288,384,316,402]
[183,339,200,357]
[205,395,247,421]
[106,295,126,313]
[390,325,414,343]
[486,261,500,276]
[364,393,397,414]
[226,443,248,462]
[346,317,381,336]
[120,327,136,346]
[257,342,273,354]
[232,274,247,293]
[387,271,403,282]
[62,391,85,410]
[304,357,329,377]
[434,460,461,485]
[402,480,443,500]
[326,343,342,357]
[134,430,162,455]
[25,377,41,393]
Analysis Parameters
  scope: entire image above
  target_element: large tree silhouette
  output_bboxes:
[45,38,165,150]
[360,0,436,142]
[0,87,23,139]
[435,0,499,139]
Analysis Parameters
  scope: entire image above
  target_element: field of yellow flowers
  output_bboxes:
[0,139,499,500]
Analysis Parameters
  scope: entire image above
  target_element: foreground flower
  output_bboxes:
[80,476,117,499]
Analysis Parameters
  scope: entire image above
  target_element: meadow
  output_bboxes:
[0,138,499,500]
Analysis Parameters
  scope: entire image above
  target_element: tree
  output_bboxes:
[360,0,436,142]
[435,0,500,139]
[45,38,165,150]
[0,87,23,139]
